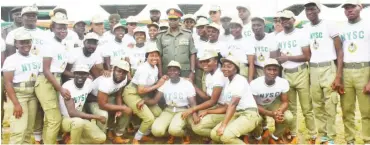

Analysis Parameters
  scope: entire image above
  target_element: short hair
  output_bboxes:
[109,14,121,21]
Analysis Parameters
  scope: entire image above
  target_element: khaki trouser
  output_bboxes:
[33,104,44,135]
[34,75,62,144]
[283,65,316,136]
[310,61,338,140]
[240,64,249,79]
[191,110,225,137]
[9,84,38,144]
[340,63,370,143]
[195,68,207,104]
[256,66,264,78]
[210,109,260,144]
[123,83,162,133]
[254,99,293,138]
[61,117,106,144]
[86,101,131,135]
[151,107,191,137]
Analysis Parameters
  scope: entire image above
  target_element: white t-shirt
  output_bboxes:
[251,76,289,106]
[339,19,370,62]
[204,68,227,102]
[47,30,76,51]
[59,79,93,117]
[1,38,5,52]
[146,40,156,48]
[194,38,209,58]
[305,20,339,63]
[101,40,129,66]
[131,62,158,86]
[158,78,196,107]
[253,33,277,67]
[91,75,128,96]
[221,74,257,109]
[123,34,136,45]
[276,29,309,69]
[2,53,41,83]
[5,27,49,56]
[40,38,69,73]
[103,31,115,42]
[67,47,102,71]
[126,45,146,69]
[206,41,227,54]
[243,23,253,39]
[222,37,255,63]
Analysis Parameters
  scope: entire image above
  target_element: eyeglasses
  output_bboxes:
[184,20,195,24]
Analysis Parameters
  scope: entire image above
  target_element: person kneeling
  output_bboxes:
[59,65,106,144]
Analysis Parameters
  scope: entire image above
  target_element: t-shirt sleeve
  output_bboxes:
[230,80,244,98]
[94,52,103,64]
[268,34,279,51]
[244,39,255,55]
[98,78,110,94]
[67,50,77,64]
[250,80,259,96]
[132,67,149,85]
[299,29,310,48]
[5,30,15,46]
[157,81,166,93]
[281,79,290,93]
[100,44,111,57]
[2,57,16,71]
[186,80,196,98]
[327,21,340,38]
[213,71,225,88]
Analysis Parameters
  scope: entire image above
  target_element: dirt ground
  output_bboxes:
[1,100,364,144]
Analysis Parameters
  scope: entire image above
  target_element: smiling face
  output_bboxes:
[148,26,158,40]
[200,57,218,73]
[221,61,238,77]
[74,71,89,88]
[22,13,37,27]
[73,22,86,35]
[207,27,219,41]
[280,17,294,30]
[184,18,196,30]
[305,4,320,22]
[92,22,105,36]
[264,65,279,81]
[134,32,146,44]
[114,27,125,40]
[15,39,32,56]
[167,66,181,80]
[53,23,68,40]
[209,11,221,22]
[147,51,160,66]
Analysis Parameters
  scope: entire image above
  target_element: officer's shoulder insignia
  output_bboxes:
[181,28,192,33]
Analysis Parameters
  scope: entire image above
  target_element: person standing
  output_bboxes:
[3,30,41,144]
[340,0,370,144]
[34,12,70,144]
[272,11,283,35]
[72,20,87,48]
[236,5,253,39]
[156,8,197,81]
[194,18,209,93]
[273,10,316,143]
[304,0,344,144]
[149,7,161,24]
[251,17,277,77]
[58,65,106,144]
[103,14,121,41]
[147,22,159,46]
[1,7,23,39]
[123,16,138,46]
[183,14,197,39]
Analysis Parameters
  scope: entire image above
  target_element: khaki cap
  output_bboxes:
[14,30,32,41]
[183,14,196,22]
[195,18,209,27]
[167,8,183,19]
[52,12,69,24]
[209,5,221,12]
[113,23,126,31]
[251,16,266,23]
[73,20,86,27]
[221,55,240,70]
[167,60,181,69]
[199,49,218,61]
[21,4,38,16]
[84,32,99,41]
[133,27,146,34]
[236,5,251,12]
[147,22,159,29]
[264,58,280,67]
[207,22,221,31]
[230,18,243,27]
[72,64,90,73]
[126,16,138,23]
[91,14,105,23]
[279,10,295,19]
[304,0,321,10]
[114,60,130,72]
[146,46,160,53]
[342,0,362,7]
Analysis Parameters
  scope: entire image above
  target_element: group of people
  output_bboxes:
[1,0,370,144]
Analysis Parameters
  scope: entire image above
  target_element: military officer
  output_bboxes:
[1,7,23,39]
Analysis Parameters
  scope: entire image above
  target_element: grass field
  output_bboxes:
[1,100,364,144]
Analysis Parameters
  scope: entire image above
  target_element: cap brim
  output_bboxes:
[167,65,181,69]
[147,24,159,29]
[73,69,90,73]
[54,20,69,24]
[73,21,86,25]
[342,3,357,8]
[84,38,99,41]
[16,38,32,41]
[207,25,220,31]
[236,6,248,10]
[220,58,239,69]
[22,11,38,15]
[195,23,208,27]
[264,64,280,68]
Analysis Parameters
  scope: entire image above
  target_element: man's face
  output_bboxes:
[150,11,161,22]
[74,71,89,88]
[109,18,119,30]
[134,32,146,44]
[54,23,68,40]
[209,11,221,22]
[230,23,242,37]
[114,27,125,39]
[305,4,320,21]
[12,11,22,24]
[264,65,279,81]
[92,23,104,35]
[238,8,250,20]
[127,23,137,34]
[184,18,195,30]
[344,4,361,21]
[148,26,158,40]
[168,18,179,28]
[22,13,37,26]
[280,17,294,30]
[196,25,207,37]
[167,66,180,79]
[273,18,283,32]
[84,39,98,54]
[73,22,86,35]
[113,67,127,83]
[207,27,219,41]
[252,20,265,35]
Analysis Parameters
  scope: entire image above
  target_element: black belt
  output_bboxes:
[39,72,62,77]
[284,63,308,73]
[344,62,370,69]
[13,81,36,87]
[310,61,332,68]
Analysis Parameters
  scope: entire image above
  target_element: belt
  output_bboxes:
[237,107,258,112]
[39,72,62,77]
[284,63,308,73]
[13,81,36,87]
[344,62,370,69]
[310,61,332,68]
[167,106,188,112]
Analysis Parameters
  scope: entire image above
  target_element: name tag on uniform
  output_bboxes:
[179,39,189,45]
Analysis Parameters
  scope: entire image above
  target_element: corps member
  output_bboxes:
[340,0,370,144]
[194,18,209,93]
[3,31,41,144]
[304,0,344,144]
[222,18,255,83]
[72,20,87,48]
[34,13,70,144]
[63,32,102,79]
[123,16,138,45]
[181,49,226,143]
[146,22,159,46]
[127,27,148,75]
[103,14,121,41]
[273,10,316,143]
[1,7,22,39]
[123,47,167,144]
[210,56,259,144]
[58,65,106,144]
[251,17,277,77]
[236,5,253,39]
[145,61,198,144]
[205,23,227,54]
[250,58,293,144]
[89,60,132,143]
